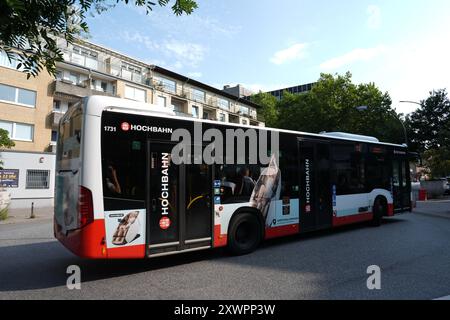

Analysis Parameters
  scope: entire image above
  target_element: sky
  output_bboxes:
[85,0,450,115]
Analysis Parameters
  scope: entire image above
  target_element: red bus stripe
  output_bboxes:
[265,224,300,240]
[332,212,373,227]
[214,224,228,248]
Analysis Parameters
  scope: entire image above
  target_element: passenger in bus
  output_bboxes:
[337,174,350,194]
[236,167,256,196]
[105,163,122,195]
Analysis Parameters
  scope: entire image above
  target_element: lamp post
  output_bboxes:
[399,100,423,107]
[355,105,408,146]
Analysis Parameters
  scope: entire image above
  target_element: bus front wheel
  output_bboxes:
[371,197,386,227]
[227,213,262,255]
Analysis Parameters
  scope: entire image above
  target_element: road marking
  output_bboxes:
[434,295,450,300]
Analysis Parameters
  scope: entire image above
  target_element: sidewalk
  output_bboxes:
[0,206,54,225]
[414,196,450,219]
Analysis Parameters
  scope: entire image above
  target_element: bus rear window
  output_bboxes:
[56,106,82,169]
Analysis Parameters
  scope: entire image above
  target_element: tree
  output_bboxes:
[261,72,405,144]
[406,89,450,153]
[0,0,198,77]
[250,92,279,127]
[422,148,450,179]
[0,128,15,169]
[406,89,450,178]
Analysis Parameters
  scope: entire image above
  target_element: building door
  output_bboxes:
[146,141,212,257]
[298,139,333,232]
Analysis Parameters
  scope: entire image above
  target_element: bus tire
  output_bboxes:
[227,212,262,255]
[371,197,386,227]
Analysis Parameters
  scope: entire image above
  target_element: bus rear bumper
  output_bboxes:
[55,218,147,259]
[54,218,107,259]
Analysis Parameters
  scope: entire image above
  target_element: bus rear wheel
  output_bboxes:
[227,213,262,255]
[371,197,386,227]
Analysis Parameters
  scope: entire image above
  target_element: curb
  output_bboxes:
[413,211,450,220]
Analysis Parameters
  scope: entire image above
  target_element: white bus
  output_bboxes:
[54,96,412,259]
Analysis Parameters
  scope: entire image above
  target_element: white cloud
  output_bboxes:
[163,40,206,67]
[120,31,207,68]
[270,43,308,65]
[367,5,382,30]
[320,45,387,70]
[121,31,160,51]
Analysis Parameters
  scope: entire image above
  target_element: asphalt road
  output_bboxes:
[1,208,450,300]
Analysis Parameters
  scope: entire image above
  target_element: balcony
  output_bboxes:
[51,80,117,99]
[61,49,149,85]
[47,110,65,128]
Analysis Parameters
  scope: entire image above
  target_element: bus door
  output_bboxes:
[392,152,411,212]
[298,139,333,232]
[146,141,213,257]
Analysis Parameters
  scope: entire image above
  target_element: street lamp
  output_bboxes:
[355,105,408,146]
[399,100,423,107]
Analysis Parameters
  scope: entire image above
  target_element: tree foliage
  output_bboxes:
[0,129,14,149]
[406,89,450,153]
[253,72,405,145]
[0,0,198,78]
[250,92,278,127]
[0,128,15,169]
[406,89,450,178]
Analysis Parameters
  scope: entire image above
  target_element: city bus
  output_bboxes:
[54,96,412,259]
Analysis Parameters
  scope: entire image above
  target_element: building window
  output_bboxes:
[192,88,205,102]
[124,85,146,102]
[219,113,226,122]
[121,62,142,83]
[101,81,108,93]
[218,98,230,110]
[0,84,36,107]
[72,45,98,69]
[240,106,249,115]
[0,120,34,141]
[242,119,248,125]
[0,51,22,70]
[157,95,167,107]
[53,100,61,111]
[51,130,58,142]
[191,106,199,118]
[203,110,210,120]
[26,170,50,189]
[69,72,80,85]
[154,76,176,93]
[55,70,63,80]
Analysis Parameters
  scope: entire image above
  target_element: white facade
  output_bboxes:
[0,150,55,209]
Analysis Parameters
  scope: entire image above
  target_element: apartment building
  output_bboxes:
[266,83,315,100]
[50,38,263,147]
[0,38,263,208]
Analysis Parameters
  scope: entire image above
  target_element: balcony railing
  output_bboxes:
[52,80,117,99]
[61,49,149,85]
[47,110,65,128]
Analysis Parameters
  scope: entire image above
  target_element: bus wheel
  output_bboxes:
[371,197,386,227]
[227,213,262,255]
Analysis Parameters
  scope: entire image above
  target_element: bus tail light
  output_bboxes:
[79,186,94,228]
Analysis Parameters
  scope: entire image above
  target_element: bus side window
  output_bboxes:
[215,164,260,203]
[332,144,366,195]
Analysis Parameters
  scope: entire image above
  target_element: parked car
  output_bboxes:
[444,178,450,195]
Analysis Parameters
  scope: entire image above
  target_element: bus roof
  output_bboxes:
[84,95,407,149]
